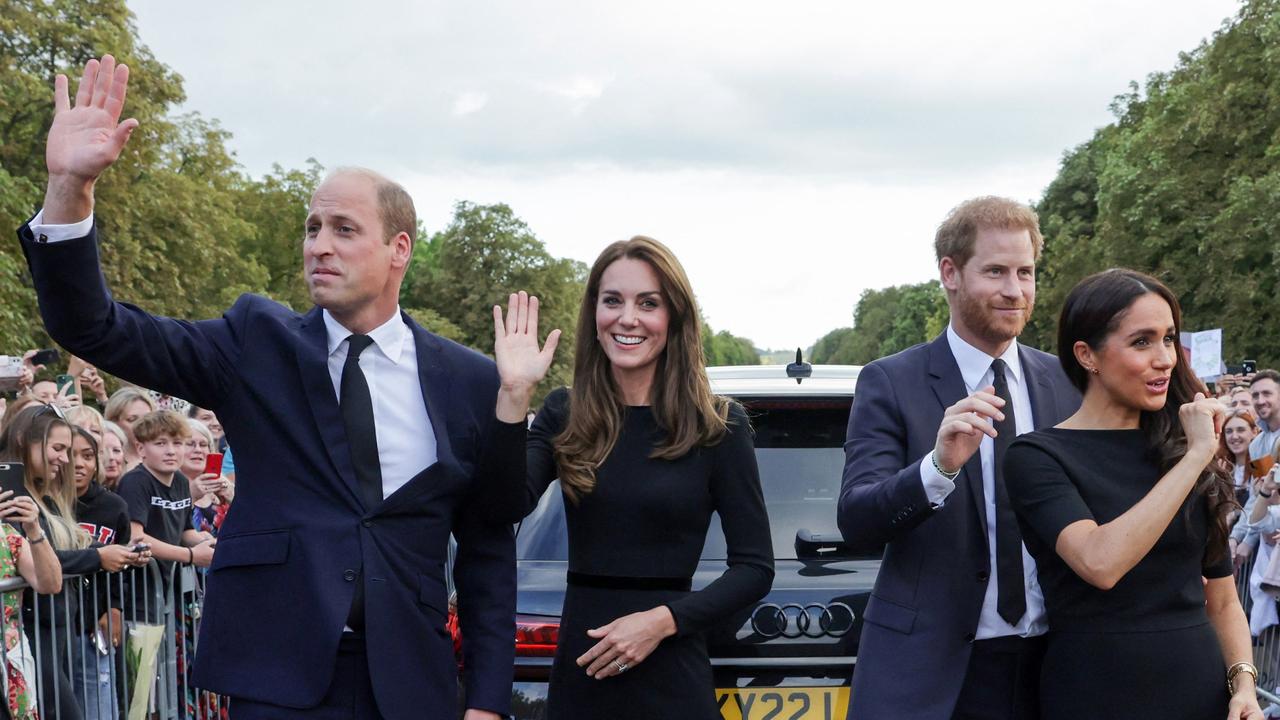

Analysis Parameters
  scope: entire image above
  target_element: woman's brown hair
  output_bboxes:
[554,236,729,502]
[1216,409,1257,469]
[1057,268,1236,562]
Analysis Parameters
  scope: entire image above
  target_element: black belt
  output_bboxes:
[567,571,691,592]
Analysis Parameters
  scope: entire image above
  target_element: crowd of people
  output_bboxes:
[0,360,235,720]
[1212,369,1280,706]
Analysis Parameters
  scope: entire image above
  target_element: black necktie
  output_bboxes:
[341,334,383,509]
[341,334,380,632]
[991,358,1027,626]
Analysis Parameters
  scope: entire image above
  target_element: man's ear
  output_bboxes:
[940,257,961,292]
[391,231,413,270]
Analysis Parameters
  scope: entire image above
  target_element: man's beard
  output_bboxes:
[955,287,1032,347]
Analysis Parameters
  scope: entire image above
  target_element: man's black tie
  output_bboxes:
[340,334,380,633]
[991,358,1027,626]
[341,334,383,510]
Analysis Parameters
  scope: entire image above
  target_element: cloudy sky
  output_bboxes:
[129,0,1241,351]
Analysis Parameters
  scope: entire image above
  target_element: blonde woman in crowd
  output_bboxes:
[103,387,155,473]
[100,422,127,491]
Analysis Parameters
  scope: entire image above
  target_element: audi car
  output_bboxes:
[500,362,880,720]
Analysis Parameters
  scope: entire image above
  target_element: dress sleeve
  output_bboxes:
[523,387,569,514]
[1005,438,1095,551]
[665,403,775,637]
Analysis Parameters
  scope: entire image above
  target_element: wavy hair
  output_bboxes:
[1216,409,1257,469]
[554,236,729,502]
[0,406,90,551]
[1057,268,1235,562]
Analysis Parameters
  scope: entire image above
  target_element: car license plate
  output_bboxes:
[717,687,849,720]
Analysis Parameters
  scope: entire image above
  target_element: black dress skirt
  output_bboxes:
[1005,429,1232,720]
[526,388,774,720]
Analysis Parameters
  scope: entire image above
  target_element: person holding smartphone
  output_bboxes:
[181,418,232,536]
[0,466,62,720]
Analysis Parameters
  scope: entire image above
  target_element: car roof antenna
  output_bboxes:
[786,347,812,384]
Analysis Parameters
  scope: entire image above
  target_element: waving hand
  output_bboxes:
[44,54,139,223]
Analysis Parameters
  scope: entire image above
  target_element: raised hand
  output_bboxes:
[48,54,138,182]
[1180,392,1226,464]
[933,387,1004,475]
[492,291,561,422]
[44,54,139,223]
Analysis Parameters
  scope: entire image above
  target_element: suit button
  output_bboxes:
[977,571,989,582]
[343,569,356,582]
[964,632,976,643]
[362,520,373,528]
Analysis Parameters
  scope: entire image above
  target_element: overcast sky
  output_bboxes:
[128,0,1241,351]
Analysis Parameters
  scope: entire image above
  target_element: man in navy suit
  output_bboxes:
[837,197,1080,720]
[21,54,560,720]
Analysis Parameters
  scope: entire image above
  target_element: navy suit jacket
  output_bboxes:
[836,333,1080,720]
[19,222,520,719]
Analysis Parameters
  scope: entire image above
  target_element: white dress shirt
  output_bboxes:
[919,324,1048,640]
[28,210,439,499]
[323,310,437,500]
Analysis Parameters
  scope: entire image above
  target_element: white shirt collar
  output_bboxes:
[322,307,408,365]
[946,323,1023,389]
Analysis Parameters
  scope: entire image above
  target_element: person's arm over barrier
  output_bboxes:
[17,55,238,412]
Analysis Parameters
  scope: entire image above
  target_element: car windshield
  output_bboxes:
[515,397,854,561]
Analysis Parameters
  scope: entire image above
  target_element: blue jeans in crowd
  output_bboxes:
[72,634,117,720]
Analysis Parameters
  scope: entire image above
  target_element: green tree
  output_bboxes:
[702,322,759,366]
[810,281,947,365]
[404,201,586,399]
[1032,0,1280,366]
[0,0,269,354]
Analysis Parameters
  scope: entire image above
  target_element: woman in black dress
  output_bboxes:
[1004,269,1262,719]
[512,236,774,719]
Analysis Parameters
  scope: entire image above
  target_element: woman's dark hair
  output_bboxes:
[1057,268,1235,561]
[71,425,101,484]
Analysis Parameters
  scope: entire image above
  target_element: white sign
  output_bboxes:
[1181,328,1223,380]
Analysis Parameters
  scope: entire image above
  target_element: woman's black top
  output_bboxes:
[1004,428,1231,633]
[526,387,774,636]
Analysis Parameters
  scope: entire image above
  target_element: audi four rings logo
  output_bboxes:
[750,602,855,639]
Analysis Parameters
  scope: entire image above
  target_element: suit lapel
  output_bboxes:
[294,308,365,510]
[1019,346,1059,430]
[404,312,454,468]
[927,334,989,538]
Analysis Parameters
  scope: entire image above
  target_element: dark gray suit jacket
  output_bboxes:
[836,332,1080,720]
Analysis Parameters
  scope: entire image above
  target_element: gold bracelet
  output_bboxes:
[1228,661,1258,696]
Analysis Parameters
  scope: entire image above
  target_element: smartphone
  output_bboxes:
[28,349,59,367]
[0,464,31,502]
[55,373,74,395]
[1244,359,1258,375]
[203,452,224,477]
[129,542,150,553]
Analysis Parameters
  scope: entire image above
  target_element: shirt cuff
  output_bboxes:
[919,450,956,507]
[28,210,94,243]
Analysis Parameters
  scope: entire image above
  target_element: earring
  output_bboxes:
[1088,367,1100,375]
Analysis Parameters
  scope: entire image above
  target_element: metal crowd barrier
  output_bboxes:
[1235,542,1280,711]
[0,560,231,719]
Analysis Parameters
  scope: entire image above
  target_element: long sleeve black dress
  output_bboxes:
[1005,428,1232,719]
[526,388,774,719]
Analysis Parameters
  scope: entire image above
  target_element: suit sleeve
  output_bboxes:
[836,362,936,553]
[665,404,774,636]
[451,474,517,715]
[18,221,243,410]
